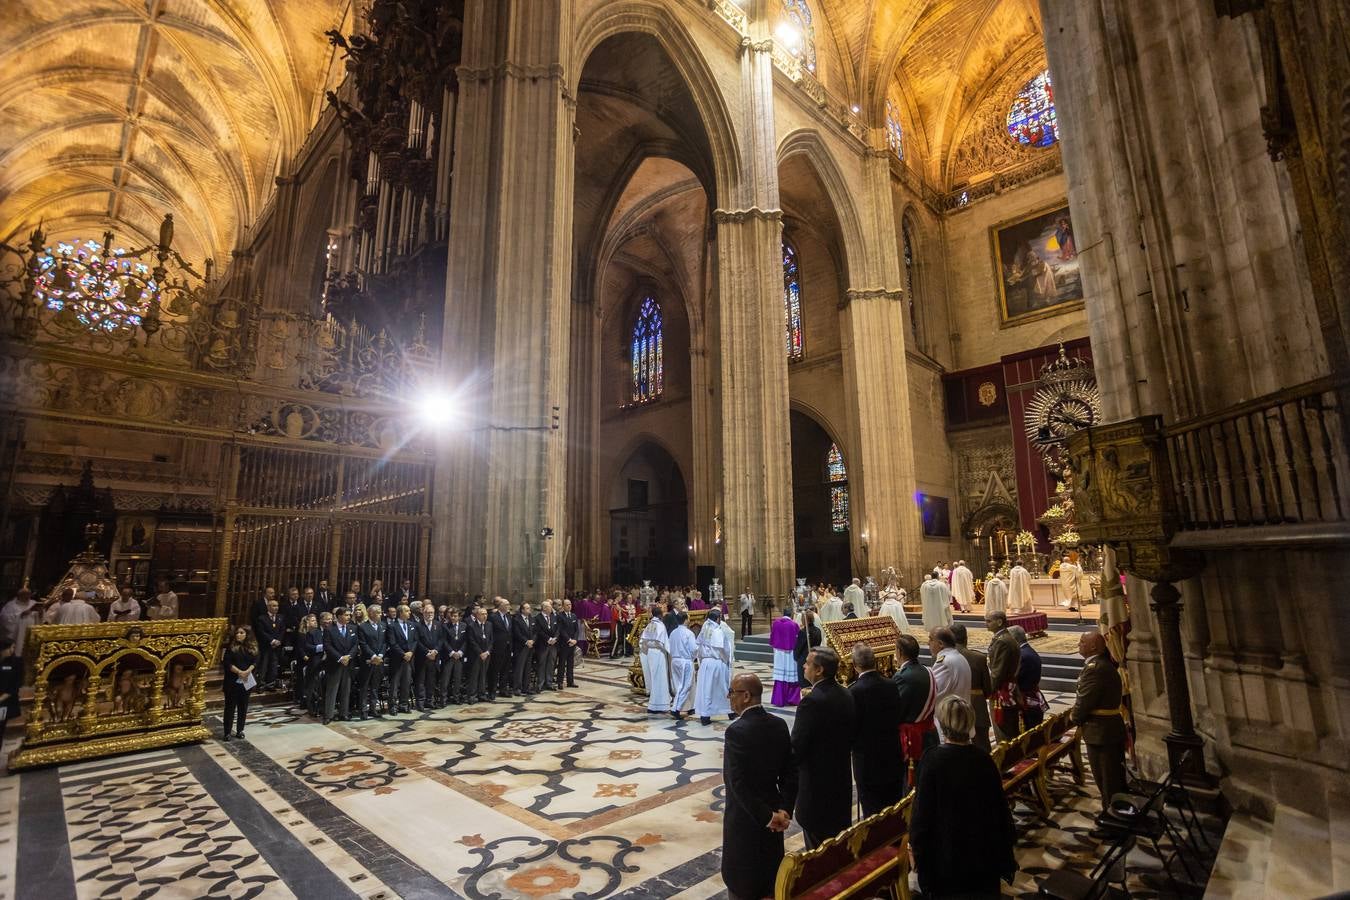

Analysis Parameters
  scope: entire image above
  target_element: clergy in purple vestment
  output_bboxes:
[769,610,802,706]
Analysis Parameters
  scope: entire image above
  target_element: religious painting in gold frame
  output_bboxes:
[992,203,1084,326]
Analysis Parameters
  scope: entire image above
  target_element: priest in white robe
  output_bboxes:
[819,587,846,624]
[1009,563,1034,613]
[719,614,737,666]
[950,561,975,613]
[983,573,1008,615]
[638,606,673,715]
[879,587,910,630]
[668,612,697,719]
[920,574,954,632]
[694,609,732,724]
[1058,557,1087,608]
[841,579,865,620]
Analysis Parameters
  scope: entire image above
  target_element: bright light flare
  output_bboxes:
[414,390,458,431]
[775,21,802,51]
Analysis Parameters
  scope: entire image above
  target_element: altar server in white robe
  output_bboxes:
[719,614,737,666]
[879,587,910,630]
[694,609,733,724]
[950,561,975,613]
[1057,557,1086,608]
[1009,563,1034,613]
[840,579,865,621]
[984,573,1008,615]
[668,612,697,719]
[639,606,673,715]
[920,574,954,632]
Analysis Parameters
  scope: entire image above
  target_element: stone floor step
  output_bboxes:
[1326,791,1350,892]
[1264,803,1333,898]
[1204,812,1272,899]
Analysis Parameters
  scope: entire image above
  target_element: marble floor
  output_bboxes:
[4,655,1220,900]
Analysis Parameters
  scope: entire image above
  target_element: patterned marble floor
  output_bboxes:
[4,655,1219,900]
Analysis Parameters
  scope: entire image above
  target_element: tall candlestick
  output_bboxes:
[988,535,995,556]
[1002,534,1010,556]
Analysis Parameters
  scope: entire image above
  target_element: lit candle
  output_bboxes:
[988,536,994,556]
[1002,534,1010,556]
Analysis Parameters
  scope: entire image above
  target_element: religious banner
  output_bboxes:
[821,617,901,683]
[992,203,1083,325]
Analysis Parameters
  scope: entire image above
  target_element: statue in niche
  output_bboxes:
[45,671,85,723]
[111,666,144,714]
[164,662,195,709]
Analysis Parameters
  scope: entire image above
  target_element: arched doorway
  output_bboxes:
[609,442,689,585]
[789,410,851,587]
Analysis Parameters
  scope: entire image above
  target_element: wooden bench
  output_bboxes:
[994,712,1082,814]
[774,794,913,900]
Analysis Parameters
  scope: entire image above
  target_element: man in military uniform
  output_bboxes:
[892,634,936,789]
[1072,631,1128,813]
[985,611,1021,740]
[951,623,993,751]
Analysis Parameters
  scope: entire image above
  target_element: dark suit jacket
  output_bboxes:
[910,743,1017,895]
[662,611,680,634]
[299,628,324,668]
[1071,654,1126,745]
[324,624,359,669]
[988,629,1021,688]
[1017,642,1043,694]
[394,588,416,606]
[443,621,467,657]
[387,619,417,661]
[489,611,512,649]
[357,620,387,660]
[255,612,284,648]
[414,618,445,659]
[848,670,903,794]
[791,678,856,838]
[722,705,798,900]
[249,596,270,627]
[314,589,334,609]
[556,611,579,642]
[280,600,309,634]
[532,612,559,653]
[511,614,535,651]
[466,619,492,658]
[892,660,933,723]
[958,645,993,728]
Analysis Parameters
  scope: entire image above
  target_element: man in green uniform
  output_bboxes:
[1071,631,1127,812]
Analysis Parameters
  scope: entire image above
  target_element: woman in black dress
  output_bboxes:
[910,695,1018,897]
[221,626,256,741]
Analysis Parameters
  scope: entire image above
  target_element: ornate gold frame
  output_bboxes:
[991,201,1085,328]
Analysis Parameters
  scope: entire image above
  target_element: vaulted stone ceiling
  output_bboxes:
[810,0,1045,178]
[0,0,351,266]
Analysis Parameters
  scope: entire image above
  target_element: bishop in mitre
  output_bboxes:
[950,561,975,613]
[694,608,733,725]
[639,606,673,715]
[920,574,953,631]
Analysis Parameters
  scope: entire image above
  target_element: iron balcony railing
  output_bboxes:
[1166,376,1348,530]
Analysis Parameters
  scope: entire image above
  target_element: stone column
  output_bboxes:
[431,1,575,603]
[1149,580,1206,775]
[837,148,923,579]
[714,6,793,598]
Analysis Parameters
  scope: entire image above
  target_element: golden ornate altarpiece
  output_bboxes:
[9,617,228,771]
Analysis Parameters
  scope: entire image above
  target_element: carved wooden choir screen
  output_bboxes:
[220,443,431,619]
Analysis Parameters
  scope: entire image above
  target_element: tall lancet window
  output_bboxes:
[826,443,849,532]
[630,296,664,404]
[784,240,804,362]
[902,217,919,346]
[885,99,905,159]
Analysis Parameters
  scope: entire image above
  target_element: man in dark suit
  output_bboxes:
[722,672,797,900]
[254,598,285,690]
[791,647,856,849]
[299,612,328,714]
[466,605,493,702]
[511,602,537,695]
[489,598,514,699]
[439,607,468,704]
[322,608,358,723]
[413,603,445,709]
[893,633,937,789]
[314,580,334,610]
[356,603,388,719]
[556,598,580,688]
[1072,631,1127,812]
[661,601,679,635]
[394,578,416,606]
[386,605,417,713]
[1012,625,1046,730]
[533,600,560,690]
[986,611,1022,740]
[279,587,307,667]
[847,643,903,816]
[951,623,993,751]
[249,586,277,631]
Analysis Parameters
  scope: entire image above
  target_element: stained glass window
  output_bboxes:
[902,218,919,345]
[885,99,904,159]
[1006,69,1058,148]
[630,296,663,404]
[782,0,817,74]
[35,238,152,333]
[826,443,848,532]
[784,240,804,362]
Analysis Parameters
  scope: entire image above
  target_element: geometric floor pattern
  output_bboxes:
[6,655,1220,899]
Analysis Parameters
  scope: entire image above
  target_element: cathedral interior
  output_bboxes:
[0,0,1348,897]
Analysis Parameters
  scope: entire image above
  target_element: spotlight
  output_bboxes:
[851,105,860,114]
[414,390,457,430]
